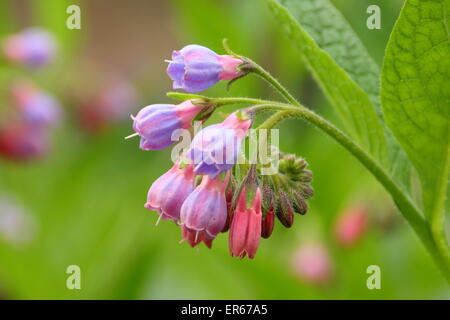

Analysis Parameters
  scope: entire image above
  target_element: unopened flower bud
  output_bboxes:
[299,182,314,199]
[292,190,308,215]
[261,206,275,239]
[276,192,294,228]
[229,187,262,259]
[279,154,310,181]
[222,181,236,233]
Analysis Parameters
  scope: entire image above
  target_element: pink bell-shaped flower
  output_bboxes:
[229,187,262,259]
[145,161,195,221]
[180,172,230,239]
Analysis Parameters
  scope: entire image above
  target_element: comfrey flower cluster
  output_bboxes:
[128,44,314,259]
[0,28,61,161]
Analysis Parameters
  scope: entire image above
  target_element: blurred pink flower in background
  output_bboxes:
[2,27,56,68]
[334,207,369,248]
[0,80,61,162]
[291,242,334,287]
[0,123,49,161]
[10,81,62,128]
[78,81,138,134]
[0,194,37,246]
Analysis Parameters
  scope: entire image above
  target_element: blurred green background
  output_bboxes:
[0,0,448,299]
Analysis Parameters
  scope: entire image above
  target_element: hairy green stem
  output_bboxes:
[430,142,450,277]
[222,39,300,107]
[248,63,300,107]
[167,92,270,106]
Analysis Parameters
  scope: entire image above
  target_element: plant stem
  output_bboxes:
[247,61,300,107]
[257,104,450,281]
[222,39,300,106]
[167,92,271,106]
[430,143,450,277]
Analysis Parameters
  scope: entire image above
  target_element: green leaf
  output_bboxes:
[381,0,450,218]
[267,0,388,166]
[278,0,381,110]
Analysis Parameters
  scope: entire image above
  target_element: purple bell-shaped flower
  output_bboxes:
[180,172,230,239]
[188,112,252,178]
[131,100,202,150]
[167,44,244,92]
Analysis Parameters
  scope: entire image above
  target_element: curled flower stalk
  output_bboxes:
[127,41,450,279]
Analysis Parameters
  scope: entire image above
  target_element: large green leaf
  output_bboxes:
[381,0,450,217]
[278,0,381,110]
[274,0,413,194]
[267,0,388,166]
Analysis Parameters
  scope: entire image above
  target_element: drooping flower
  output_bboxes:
[291,243,334,287]
[334,207,368,248]
[3,28,56,68]
[145,161,195,221]
[180,172,230,239]
[188,111,252,178]
[131,100,202,150]
[11,81,61,128]
[180,225,213,248]
[229,187,262,259]
[167,44,244,92]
